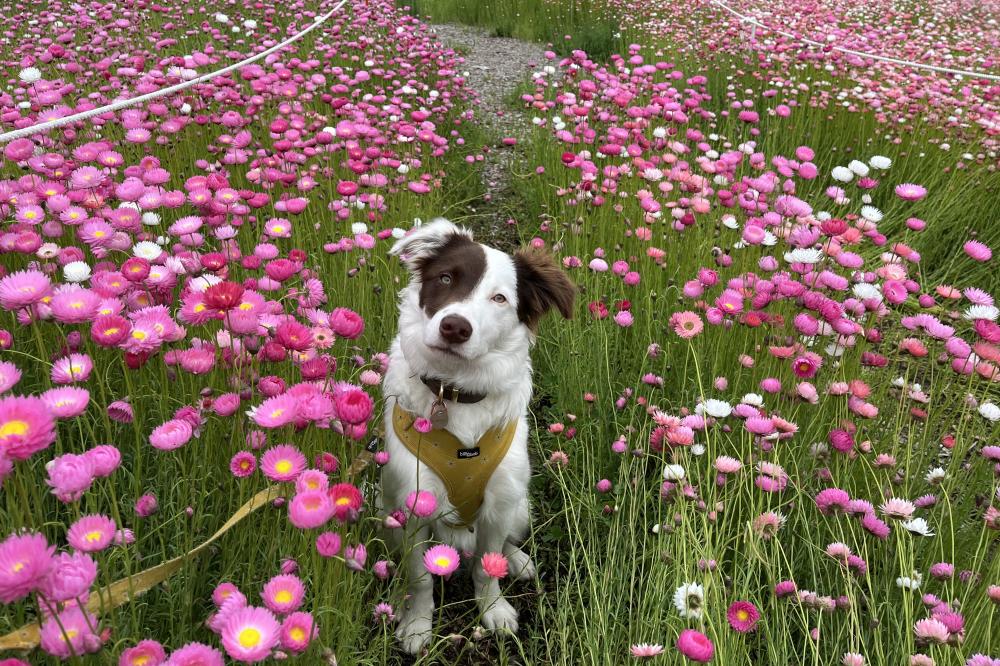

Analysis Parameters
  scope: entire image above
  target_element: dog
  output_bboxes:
[381,218,575,655]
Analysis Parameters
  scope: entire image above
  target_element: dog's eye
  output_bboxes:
[439,273,452,285]
[492,294,507,304]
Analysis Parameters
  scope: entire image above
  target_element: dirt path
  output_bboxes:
[430,24,548,250]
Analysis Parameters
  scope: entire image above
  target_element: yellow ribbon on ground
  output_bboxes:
[0,484,283,651]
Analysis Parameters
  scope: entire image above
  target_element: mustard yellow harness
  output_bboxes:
[392,404,517,527]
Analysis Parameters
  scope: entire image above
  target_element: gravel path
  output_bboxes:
[430,24,548,250]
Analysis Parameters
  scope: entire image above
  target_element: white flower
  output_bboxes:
[243,19,257,29]
[831,166,854,182]
[852,283,882,301]
[62,261,91,283]
[902,518,934,537]
[132,241,163,260]
[896,572,922,590]
[351,222,368,235]
[860,206,883,223]
[36,243,60,259]
[179,103,192,114]
[722,215,738,229]
[848,159,870,177]
[978,402,1000,422]
[391,227,406,239]
[964,305,999,321]
[784,248,823,264]
[663,464,686,481]
[672,582,704,619]
[700,399,732,418]
[924,467,946,484]
[215,12,229,22]
[652,127,667,139]
[869,155,892,169]
[741,393,764,407]
[397,164,410,174]
[141,212,161,227]
[19,67,42,83]
[689,443,706,456]
[188,274,222,292]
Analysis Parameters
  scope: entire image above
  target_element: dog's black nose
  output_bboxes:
[439,315,472,344]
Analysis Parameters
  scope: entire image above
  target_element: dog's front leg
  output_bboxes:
[396,518,434,655]
[474,517,519,633]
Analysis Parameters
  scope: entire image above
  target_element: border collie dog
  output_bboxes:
[382,218,575,654]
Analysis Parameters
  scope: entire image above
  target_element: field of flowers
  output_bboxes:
[1,0,999,664]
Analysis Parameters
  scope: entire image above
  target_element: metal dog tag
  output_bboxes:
[430,400,449,430]
[430,383,448,430]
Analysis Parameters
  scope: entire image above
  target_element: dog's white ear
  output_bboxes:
[390,218,473,271]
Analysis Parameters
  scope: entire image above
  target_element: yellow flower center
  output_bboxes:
[133,656,150,666]
[0,420,29,437]
[270,409,285,420]
[275,590,292,604]
[70,301,83,309]
[70,364,83,374]
[239,302,253,310]
[132,330,146,340]
[271,225,285,233]
[194,304,205,312]
[275,459,292,473]
[64,629,78,640]
[84,530,103,542]
[434,556,451,568]
[12,560,25,573]
[104,327,119,336]
[335,497,350,506]
[94,230,105,237]
[237,627,261,648]
[737,610,749,621]
[289,627,306,642]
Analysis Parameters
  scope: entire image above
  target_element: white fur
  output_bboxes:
[382,219,538,655]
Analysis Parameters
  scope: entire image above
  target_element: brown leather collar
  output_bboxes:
[420,376,487,404]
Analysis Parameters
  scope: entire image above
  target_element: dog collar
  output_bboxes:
[420,376,487,404]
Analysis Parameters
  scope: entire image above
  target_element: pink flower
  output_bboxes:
[288,491,334,529]
[280,611,317,653]
[405,490,438,518]
[328,483,363,522]
[670,311,704,338]
[135,494,158,518]
[38,551,97,602]
[631,643,665,658]
[0,270,51,310]
[894,183,927,201]
[166,642,224,665]
[481,552,509,579]
[67,514,116,552]
[260,444,306,482]
[614,310,634,327]
[230,451,256,478]
[46,452,95,502]
[51,353,93,384]
[676,629,714,662]
[329,307,365,338]
[0,395,57,460]
[261,574,305,615]
[334,386,373,425]
[39,606,101,659]
[119,639,167,666]
[149,419,194,450]
[727,601,760,632]
[0,532,54,603]
[423,544,460,576]
[220,605,280,662]
[252,394,299,429]
[315,532,342,557]
[964,240,992,262]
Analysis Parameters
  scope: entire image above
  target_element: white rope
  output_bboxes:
[709,0,1000,82]
[0,0,349,144]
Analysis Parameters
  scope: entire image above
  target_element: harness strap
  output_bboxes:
[392,404,517,527]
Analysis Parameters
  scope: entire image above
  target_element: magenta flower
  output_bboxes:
[726,600,760,632]
[0,395,57,460]
[0,532,54,603]
[423,544,460,576]
[260,444,306,482]
[66,514,117,552]
[149,419,194,451]
[280,611,317,653]
[261,574,305,615]
[676,629,714,662]
[220,605,280,662]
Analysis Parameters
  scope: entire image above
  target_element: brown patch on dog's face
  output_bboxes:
[513,248,576,329]
[414,234,487,316]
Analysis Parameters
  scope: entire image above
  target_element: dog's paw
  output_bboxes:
[481,597,519,634]
[396,610,433,655]
[506,546,536,581]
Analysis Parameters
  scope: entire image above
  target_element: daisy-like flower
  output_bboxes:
[901,518,934,537]
[167,642,224,665]
[0,532,54,603]
[221,606,280,662]
[964,240,993,262]
[18,67,42,83]
[280,611,317,653]
[699,399,732,418]
[831,166,854,182]
[51,353,93,384]
[964,305,999,321]
[119,639,167,666]
[39,606,101,659]
[894,183,927,201]
[860,205,883,223]
[288,491,334,529]
[260,444,306,482]
[751,511,786,539]
[0,270,52,310]
[670,311,703,338]
[896,572,922,591]
[672,582,705,619]
[784,248,823,264]
[979,402,1000,422]
[913,617,949,645]
[423,544,460,576]
[251,394,299,429]
[149,419,194,451]
[481,552,509,579]
[0,361,20,393]
[726,600,760,632]
[0,394,57,460]
[41,387,90,419]
[869,155,892,169]
[261,574,305,615]
[630,643,665,658]
[880,498,916,520]
[132,241,164,261]
[66,514,116,552]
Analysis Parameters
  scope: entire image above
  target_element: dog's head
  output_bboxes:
[390,218,575,366]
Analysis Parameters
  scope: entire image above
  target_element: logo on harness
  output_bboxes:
[457,447,481,459]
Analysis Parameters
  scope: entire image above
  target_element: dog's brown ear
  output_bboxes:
[513,247,576,330]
